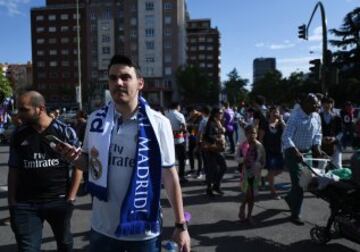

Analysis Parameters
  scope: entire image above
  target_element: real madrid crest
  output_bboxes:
[90,146,102,180]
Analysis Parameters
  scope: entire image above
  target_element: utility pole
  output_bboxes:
[298,1,329,95]
[76,0,82,110]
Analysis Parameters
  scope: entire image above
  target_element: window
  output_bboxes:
[164,2,173,10]
[207,63,214,68]
[36,38,45,44]
[164,28,172,36]
[190,56,196,60]
[164,41,172,49]
[37,50,44,56]
[73,37,78,43]
[102,47,110,54]
[199,37,205,42]
[61,61,70,67]
[49,26,56,32]
[102,34,110,43]
[37,61,45,67]
[130,17,137,26]
[60,14,69,20]
[207,55,214,60]
[190,46,196,51]
[199,45,205,51]
[146,41,154,50]
[164,54,172,63]
[50,61,58,67]
[49,38,57,44]
[164,67,172,75]
[145,56,155,63]
[164,16,171,24]
[36,15,44,21]
[48,15,56,21]
[61,49,69,55]
[60,26,69,32]
[36,27,44,33]
[145,28,154,37]
[207,45,214,51]
[49,72,58,78]
[49,50,57,55]
[101,22,110,31]
[199,54,205,60]
[200,62,205,68]
[73,13,80,19]
[131,44,137,51]
[61,37,69,44]
[207,37,214,42]
[130,30,137,38]
[145,15,154,26]
[62,72,71,78]
[38,72,46,79]
[190,38,197,43]
[145,2,154,11]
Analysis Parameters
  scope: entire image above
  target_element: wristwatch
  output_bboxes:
[175,222,188,231]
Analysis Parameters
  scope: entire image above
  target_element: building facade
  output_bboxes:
[31,0,187,109]
[186,19,221,103]
[253,57,276,83]
[4,63,33,92]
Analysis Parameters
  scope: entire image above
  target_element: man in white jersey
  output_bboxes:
[55,55,191,252]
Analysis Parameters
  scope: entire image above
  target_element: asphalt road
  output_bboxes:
[0,144,359,252]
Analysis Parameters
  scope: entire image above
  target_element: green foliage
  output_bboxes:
[175,65,219,105]
[329,7,360,77]
[223,68,248,106]
[0,68,12,99]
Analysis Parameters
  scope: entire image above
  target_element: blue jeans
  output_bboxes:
[10,199,74,252]
[88,230,161,252]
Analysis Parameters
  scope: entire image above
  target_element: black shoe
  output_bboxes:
[290,215,305,225]
[206,188,215,197]
[213,187,224,195]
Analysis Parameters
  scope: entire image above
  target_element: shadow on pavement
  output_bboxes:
[0,231,90,252]
[214,236,358,252]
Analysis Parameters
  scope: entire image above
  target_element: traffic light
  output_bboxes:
[309,59,321,81]
[298,24,307,40]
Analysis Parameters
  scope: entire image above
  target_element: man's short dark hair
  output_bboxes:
[108,55,142,78]
[170,102,180,110]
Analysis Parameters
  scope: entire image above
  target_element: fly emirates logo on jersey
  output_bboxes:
[23,153,60,169]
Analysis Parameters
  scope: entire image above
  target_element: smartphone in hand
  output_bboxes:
[45,135,66,147]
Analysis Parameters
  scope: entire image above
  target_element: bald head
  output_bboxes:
[18,90,46,108]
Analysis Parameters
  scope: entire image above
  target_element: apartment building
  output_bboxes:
[186,18,221,102]
[253,57,276,83]
[31,0,187,109]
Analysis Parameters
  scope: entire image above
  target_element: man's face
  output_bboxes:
[108,64,144,106]
[303,96,319,114]
[17,95,41,125]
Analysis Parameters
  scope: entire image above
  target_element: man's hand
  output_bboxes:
[289,147,303,163]
[53,142,82,164]
[172,229,191,252]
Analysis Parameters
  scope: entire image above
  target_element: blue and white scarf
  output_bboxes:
[87,97,162,236]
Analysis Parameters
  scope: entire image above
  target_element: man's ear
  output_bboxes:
[138,78,144,90]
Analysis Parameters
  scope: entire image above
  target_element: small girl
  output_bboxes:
[238,125,266,224]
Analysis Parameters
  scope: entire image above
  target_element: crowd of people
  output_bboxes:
[2,54,360,251]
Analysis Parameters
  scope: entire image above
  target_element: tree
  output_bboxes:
[329,7,360,77]
[223,68,248,105]
[175,65,219,105]
[0,68,12,100]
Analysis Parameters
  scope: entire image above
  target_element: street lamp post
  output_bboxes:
[299,1,329,94]
[76,0,82,110]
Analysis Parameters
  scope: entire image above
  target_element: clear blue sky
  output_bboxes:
[0,0,359,84]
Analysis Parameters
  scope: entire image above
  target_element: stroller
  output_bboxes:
[301,157,360,245]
